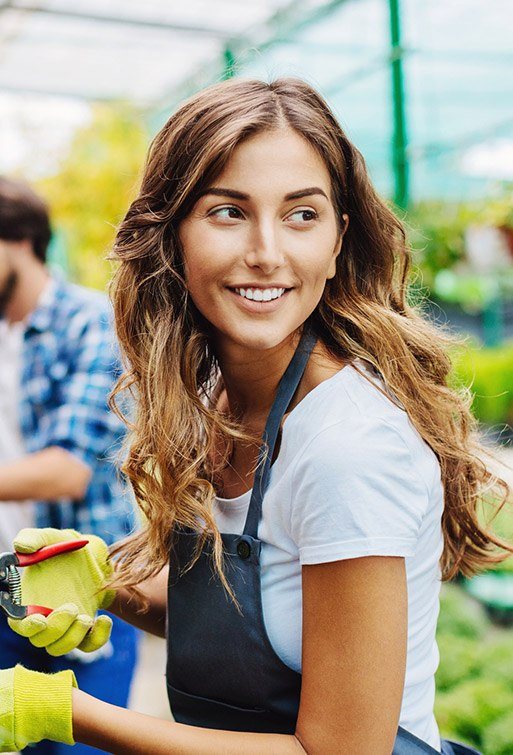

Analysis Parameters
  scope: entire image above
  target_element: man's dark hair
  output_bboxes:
[0,177,52,262]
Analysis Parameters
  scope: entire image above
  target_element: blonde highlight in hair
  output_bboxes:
[109,77,512,601]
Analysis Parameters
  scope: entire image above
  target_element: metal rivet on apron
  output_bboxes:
[237,539,251,560]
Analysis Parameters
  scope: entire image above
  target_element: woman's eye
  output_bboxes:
[209,206,243,220]
[288,209,318,224]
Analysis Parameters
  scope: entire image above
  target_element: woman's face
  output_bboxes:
[179,127,345,354]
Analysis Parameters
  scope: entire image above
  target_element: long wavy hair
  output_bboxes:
[109,77,512,599]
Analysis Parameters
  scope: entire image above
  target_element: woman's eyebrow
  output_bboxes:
[199,188,249,200]
[284,187,329,201]
[198,187,329,201]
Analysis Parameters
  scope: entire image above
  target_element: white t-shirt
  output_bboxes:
[0,320,34,552]
[214,362,443,750]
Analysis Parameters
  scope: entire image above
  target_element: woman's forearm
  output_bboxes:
[72,690,306,755]
[108,566,168,637]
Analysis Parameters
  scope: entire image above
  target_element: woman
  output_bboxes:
[2,78,510,754]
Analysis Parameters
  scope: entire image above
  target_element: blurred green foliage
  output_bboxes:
[408,201,472,289]
[38,104,149,290]
[435,585,513,753]
[408,193,513,311]
[483,712,513,755]
[436,583,490,641]
[486,501,513,577]
[450,340,513,426]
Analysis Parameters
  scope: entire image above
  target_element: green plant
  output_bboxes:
[450,341,513,426]
[435,678,513,747]
[435,584,513,752]
[482,711,513,755]
[38,104,149,290]
[436,583,490,641]
[407,194,513,309]
[479,637,513,686]
[481,191,513,230]
[435,635,483,692]
[407,201,472,290]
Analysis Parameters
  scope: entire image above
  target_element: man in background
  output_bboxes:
[0,176,138,755]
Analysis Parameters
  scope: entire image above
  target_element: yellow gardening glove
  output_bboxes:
[7,528,116,656]
[0,665,77,751]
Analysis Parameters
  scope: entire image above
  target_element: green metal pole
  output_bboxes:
[222,46,236,79]
[388,0,409,209]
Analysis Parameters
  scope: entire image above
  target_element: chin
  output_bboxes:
[218,322,300,354]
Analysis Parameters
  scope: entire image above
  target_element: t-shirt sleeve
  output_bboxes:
[289,416,430,565]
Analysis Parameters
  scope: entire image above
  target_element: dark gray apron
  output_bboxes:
[166,326,481,755]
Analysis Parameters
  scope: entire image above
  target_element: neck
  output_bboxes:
[216,332,301,423]
[5,261,50,324]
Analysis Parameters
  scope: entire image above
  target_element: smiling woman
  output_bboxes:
[1,78,508,755]
[179,129,347,353]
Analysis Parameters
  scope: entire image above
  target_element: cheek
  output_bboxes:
[184,258,213,312]
[181,226,214,293]
[182,223,238,287]
[301,248,338,288]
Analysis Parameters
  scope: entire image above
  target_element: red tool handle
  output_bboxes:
[25,604,53,617]
[16,539,89,567]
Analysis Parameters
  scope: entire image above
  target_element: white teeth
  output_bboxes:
[234,287,286,302]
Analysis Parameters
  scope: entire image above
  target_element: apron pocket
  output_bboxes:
[167,682,282,733]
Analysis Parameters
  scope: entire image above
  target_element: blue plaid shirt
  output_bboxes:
[20,277,136,545]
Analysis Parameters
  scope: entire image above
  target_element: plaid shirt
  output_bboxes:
[20,277,136,545]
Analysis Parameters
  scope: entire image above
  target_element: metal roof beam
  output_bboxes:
[0,81,129,101]
[2,3,232,39]
[153,0,352,114]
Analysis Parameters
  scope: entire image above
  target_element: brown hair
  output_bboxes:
[0,176,52,262]
[109,77,512,598]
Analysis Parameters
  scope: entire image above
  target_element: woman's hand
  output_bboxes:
[0,665,76,751]
[7,527,114,655]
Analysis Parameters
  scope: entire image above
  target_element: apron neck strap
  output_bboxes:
[243,324,318,538]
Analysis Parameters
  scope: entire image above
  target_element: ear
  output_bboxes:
[326,214,349,280]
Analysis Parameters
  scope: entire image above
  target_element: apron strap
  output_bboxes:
[243,324,318,538]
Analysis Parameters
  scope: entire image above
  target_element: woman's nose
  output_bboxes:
[244,222,285,273]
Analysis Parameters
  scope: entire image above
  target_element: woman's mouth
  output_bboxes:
[227,286,291,311]
[234,287,286,302]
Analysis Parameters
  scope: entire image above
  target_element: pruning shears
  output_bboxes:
[0,539,89,619]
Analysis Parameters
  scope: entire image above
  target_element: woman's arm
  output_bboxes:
[108,566,169,638]
[296,555,407,754]
[72,691,304,754]
[72,556,407,753]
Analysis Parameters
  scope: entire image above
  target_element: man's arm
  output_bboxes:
[0,447,91,502]
[18,297,124,507]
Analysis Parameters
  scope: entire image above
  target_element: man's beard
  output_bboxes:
[0,269,18,319]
